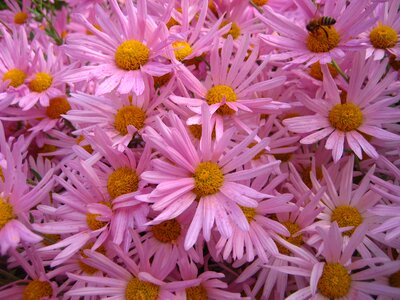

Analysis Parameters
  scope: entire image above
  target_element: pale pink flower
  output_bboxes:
[170,35,288,137]
[66,232,196,299]
[361,0,400,60]
[0,122,54,255]
[258,0,376,65]
[0,0,31,28]
[284,52,400,162]
[141,106,280,250]
[63,0,174,95]
[65,81,172,151]
[274,223,400,299]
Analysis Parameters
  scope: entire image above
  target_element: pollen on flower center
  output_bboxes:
[14,12,28,24]
[115,40,150,71]
[220,20,241,40]
[151,219,182,243]
[193,161,224,197]
[3,68,27,88]
[317,263,351,298]
[331,205,363,236]
[186,285,208,300]
[240,206,257,223]
[206,85,237,115]
[389,270,400,288]
[125,278,159,300]
[309,62,338,80]
[114,105,146,135]
[277,221,303,255]
[173,41,193,61]
[22,280,53,300]
[107,167,139,199]
[0,198,14,229]
[369,25,398,49]
[86,213,108,231]
[328,103,363,132]
[306,26,340,53]
[46,97,71,119]
[252,0,268,6]
[29,72,53,93]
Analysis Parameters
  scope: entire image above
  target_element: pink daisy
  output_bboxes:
[170,35,288,137]
[66,232,196,299]
[141,106,280,250]
[63,0,174,95]
[361,0,400,60]
[64,81,172,151]
[0,121,54,255]
[257,0,376,65]
[0,0,31,28]
[273,222,400,299]
[283,52,400,162]
[17,43,75,110]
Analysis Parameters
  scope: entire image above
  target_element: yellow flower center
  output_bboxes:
[115,40,150,71]
[306,26,340,53]
[301,166,323,189]
[76,135,93,154]
[85,24,102,35]
[114,105,146,135]
[151,219,182,244]
[39,144,57,154]
[206,85,237,115]
[107,167,139,199]
[29,72,53,93]
[14,12,28,24]
[0,198,14,229]
[252,0,268,5]
[186,285,208,300]
[328,103,363,132]
[45,97,71,119]
[317,263,351,298]
[277,221,303,255]
[173,41,193,61]
[369,25,398,49]
[2,68,27,88]
[22,280,53,300]
[188,124,216,140]
[125,278,159,300]
[220,20,241,40]
[86,213,108,231]
[78,243,107,274]
[331,205,363,236]
[309,62,338,80]
[240,206,257,223]
[0,168,3,181]
[193,162,224,197]
[389,270,400,288]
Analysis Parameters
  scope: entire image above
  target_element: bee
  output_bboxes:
[306,16,336,38]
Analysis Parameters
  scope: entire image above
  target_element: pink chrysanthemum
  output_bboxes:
[170,35,288,137]
[284,53,400,162]
[0,121,54,254]
[0,0,31,28]
[361,0,400,60]
[141,106,280,250]
[63,0,174,95]
[258,0,376,65]
[274,223,400,299]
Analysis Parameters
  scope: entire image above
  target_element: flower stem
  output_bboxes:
[331,59,349,83]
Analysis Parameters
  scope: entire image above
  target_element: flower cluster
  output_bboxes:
[0,0,400,299]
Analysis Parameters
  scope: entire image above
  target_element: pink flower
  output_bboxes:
[0,121,54,254]
[284,52,400,162]
[141,106,280,250]
[63,0,174,95]
[258,0,376,65]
